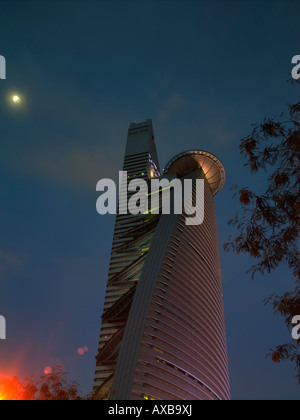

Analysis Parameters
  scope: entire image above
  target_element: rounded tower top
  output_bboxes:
[164,150,226,197]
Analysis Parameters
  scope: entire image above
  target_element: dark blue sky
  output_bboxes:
[0,0,299,399]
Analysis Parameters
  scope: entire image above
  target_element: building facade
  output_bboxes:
[93,120,230,400]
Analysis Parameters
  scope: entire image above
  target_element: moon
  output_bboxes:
[12,95,21,103]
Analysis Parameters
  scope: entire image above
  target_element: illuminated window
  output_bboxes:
[152,346,164,354]
[143,394,158,400]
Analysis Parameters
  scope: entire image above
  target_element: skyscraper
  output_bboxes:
[93,119,230,400]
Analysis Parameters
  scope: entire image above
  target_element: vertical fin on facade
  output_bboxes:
[93,119,161,399]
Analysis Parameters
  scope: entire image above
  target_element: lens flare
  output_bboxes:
[77,346,88,356]
[43,367,52,375]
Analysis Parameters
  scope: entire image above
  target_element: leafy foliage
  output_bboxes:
[225,78,300,381]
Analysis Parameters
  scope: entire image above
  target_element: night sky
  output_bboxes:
[0,0,299,400]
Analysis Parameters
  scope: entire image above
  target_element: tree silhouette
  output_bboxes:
[225,78,300,381]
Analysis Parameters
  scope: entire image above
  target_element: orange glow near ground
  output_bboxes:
[0,376,23,400]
